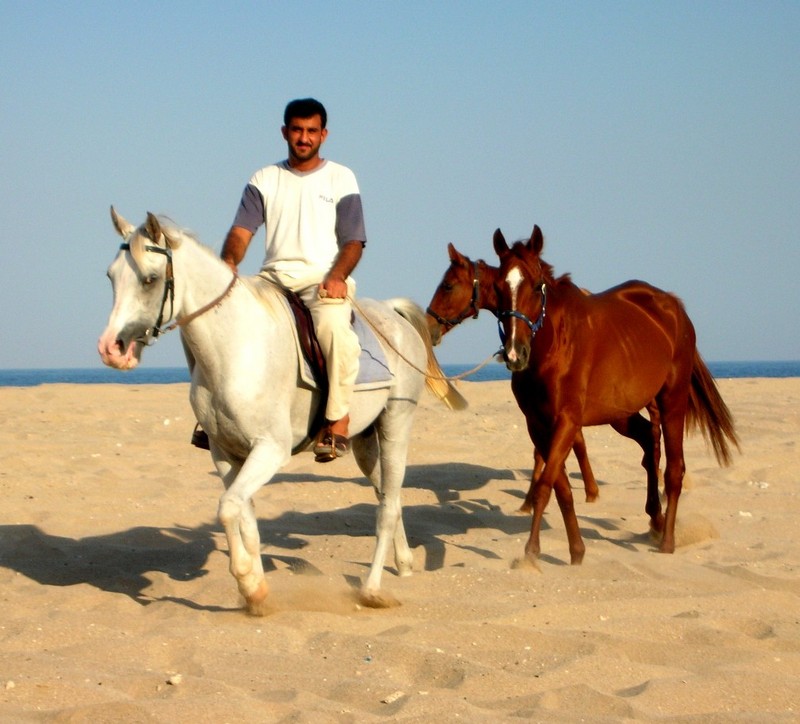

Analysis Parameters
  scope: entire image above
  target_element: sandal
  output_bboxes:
[314,429,350,463]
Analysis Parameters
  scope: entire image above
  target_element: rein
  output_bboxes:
[352,298,501,382]
[497,282,547,345]
[426,260,481,330]
[120,242,237,344]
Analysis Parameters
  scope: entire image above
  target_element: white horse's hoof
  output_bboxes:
[243,580,271,616]
[358,589,401,609]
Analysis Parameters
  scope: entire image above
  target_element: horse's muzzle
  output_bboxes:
[97,331,141,370]
[503,342,530,372]
[425,315,444,346]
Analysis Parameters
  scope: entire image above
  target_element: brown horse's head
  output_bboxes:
[425,243,481,345]
[493,225,550,372]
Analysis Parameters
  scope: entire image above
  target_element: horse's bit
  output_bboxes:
[119,241,237,345]
[497,282,547,346]
[426,261,481,330]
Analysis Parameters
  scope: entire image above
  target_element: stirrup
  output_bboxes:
[191,423,210,450]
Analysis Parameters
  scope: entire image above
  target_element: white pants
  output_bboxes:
[261,270,359,422]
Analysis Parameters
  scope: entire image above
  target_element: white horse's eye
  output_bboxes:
[143,274,158,286]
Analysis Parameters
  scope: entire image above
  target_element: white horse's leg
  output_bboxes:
[211,447,240,490]
[353,427,413,580]
[358,412,415,608]
[216,439,286,614]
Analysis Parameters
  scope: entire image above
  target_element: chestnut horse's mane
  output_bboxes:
[508,239,572,289]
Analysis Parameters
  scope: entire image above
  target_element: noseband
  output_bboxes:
[426,261,481,330]
[120,241,237,345]
[497,282,547,345]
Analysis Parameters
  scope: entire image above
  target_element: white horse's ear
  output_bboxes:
[145,212,162,245]
[110,206,135,239]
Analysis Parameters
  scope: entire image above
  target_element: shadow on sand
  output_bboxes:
[0,461,632,609]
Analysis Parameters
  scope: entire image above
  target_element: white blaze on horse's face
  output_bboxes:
[504,264,524,362]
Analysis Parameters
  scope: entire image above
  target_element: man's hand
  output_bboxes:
[320,241,363,299]
[319,274,349,299]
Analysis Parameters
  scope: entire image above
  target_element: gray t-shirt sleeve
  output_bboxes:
[336,192,366,246]
[231,184,264,234]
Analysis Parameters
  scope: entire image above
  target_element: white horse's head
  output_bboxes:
[98,207,183,370]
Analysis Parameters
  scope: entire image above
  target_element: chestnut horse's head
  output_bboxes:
[493,225,549,372]
[425,243,482,345]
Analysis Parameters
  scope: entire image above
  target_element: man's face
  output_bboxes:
[282,114,328,166]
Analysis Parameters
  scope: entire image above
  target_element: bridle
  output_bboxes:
[497,282,547,346]
[120,241,237,345]
[426,260,482,331]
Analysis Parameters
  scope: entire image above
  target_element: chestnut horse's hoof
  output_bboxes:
[570,548,586,565]
[649,514,666,535]
[658,540,676,554]
[511,556,541,572]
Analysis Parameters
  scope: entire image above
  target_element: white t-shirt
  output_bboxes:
[232,159,366,279]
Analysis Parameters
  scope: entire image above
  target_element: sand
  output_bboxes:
[0,377,798,722]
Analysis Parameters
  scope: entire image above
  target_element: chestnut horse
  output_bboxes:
[425,243,599,508]
[493,225,738,564]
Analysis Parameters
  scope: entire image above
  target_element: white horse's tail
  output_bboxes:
[388,298,468,411]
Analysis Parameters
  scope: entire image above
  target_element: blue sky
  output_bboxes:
[2,1,798,369]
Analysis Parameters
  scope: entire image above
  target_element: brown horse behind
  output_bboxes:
[493,225,739,564]
[425,243,599,508]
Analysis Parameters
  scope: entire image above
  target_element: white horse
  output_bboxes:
[98,208,466,614]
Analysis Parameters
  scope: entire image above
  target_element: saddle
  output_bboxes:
[282,288,328,392]
[281,289,330,452]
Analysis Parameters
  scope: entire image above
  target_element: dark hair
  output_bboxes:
[283,98,327,129]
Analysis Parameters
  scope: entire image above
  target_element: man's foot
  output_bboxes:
[313,416,350,463]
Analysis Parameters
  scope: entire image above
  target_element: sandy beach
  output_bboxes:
[0,377,798,721]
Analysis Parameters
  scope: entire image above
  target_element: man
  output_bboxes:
[220,98,366,462]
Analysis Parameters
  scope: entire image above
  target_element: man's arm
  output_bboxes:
[220,226,254,274]
[321,241,363,299]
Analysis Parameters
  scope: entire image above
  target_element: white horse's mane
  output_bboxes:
[157,216,287,318]
[156,216,209,254]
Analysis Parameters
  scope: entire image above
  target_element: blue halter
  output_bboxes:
[497,283,546,345]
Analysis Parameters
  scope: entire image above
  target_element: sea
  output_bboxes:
[0,361,798,387]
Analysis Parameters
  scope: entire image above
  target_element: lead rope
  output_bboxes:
[351,298,502,382]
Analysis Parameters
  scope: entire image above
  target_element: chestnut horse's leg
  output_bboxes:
[521,430,598,513]
[525,422,586,565]
[656,396,687,554]
[553,467,585,563]
[524,469,549,561]
[610,410,664,534]
[571,430,599,502]
[521,448,546,515]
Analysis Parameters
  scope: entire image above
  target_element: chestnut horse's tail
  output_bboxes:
[685,350,740,466]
